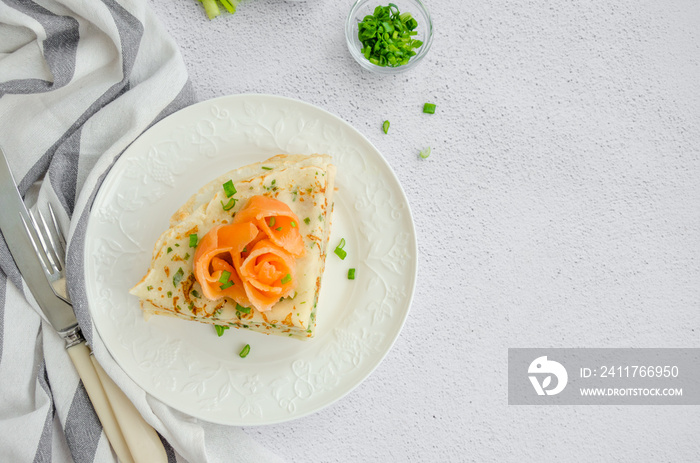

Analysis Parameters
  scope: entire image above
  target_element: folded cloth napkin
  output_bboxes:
[0,1,284,462]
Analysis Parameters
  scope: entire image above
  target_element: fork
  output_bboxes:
[28,205,69,302]
[29,204,167,463]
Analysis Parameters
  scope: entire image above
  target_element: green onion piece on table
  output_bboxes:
[423,103,436,114]
[199,0,219,19]
[348,268,356,280]
[419,147,431,159]
[383,120,390,134]
[197,0,240,20]
[239,344,251,358]
[218,0,237,14]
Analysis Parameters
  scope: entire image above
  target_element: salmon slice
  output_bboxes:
[193,222,258,305]
[237,239,297,312]
[232,195,305,257]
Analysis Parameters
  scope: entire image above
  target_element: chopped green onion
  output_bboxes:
[419,147,431,159]
[219,271,233,289]
[167,247,173,253]
[239,344,251,358]
[189,233,198,247]
[275,227,282,231]
[261,166,272,170]
[167,291,172,298]
[423,103,436,114]
[218,271,231,284]
[291,221,297,228]
[221,198,236,211]
[382,120,390,134]
[357,4,422,68]
[268,217,276,227]
[281,273,291,284]
[191,290,200,298]
[348,268,356,280]
[222,180,236,198]
[200,0,220,19]
[304,217,311,225]
[334,238,347,260]
[173,267,184,287]
[215,325,229,337]
[218,0,237,14]
[236,303,251,314]
[146,285,153,291]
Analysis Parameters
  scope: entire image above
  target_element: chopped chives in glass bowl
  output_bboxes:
[345,0,434,74]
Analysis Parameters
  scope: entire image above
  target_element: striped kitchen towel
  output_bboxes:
[0,1,283,462]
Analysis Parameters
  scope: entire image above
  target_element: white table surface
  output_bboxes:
[150,0,699,461]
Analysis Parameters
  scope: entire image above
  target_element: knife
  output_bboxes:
[0,147,166,463]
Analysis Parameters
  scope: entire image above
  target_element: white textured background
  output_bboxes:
[151,0,700,461]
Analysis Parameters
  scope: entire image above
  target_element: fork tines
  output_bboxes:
[22,203,67,281]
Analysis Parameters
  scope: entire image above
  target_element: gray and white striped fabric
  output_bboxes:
[0,1,283,462]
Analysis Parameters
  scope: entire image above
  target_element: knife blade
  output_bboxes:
[0,149,78,336]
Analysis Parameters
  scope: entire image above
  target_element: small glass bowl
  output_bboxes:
[345,0,433,75]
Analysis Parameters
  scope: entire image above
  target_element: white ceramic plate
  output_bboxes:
[83,94,417,425]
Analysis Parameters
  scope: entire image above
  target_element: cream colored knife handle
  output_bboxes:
[90,356,168,463]
[67,342,134,463]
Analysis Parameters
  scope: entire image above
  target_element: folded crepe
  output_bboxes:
[130,154,336,339]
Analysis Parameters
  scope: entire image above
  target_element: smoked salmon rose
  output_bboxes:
[232,194,305,257]
[193,195,304,313]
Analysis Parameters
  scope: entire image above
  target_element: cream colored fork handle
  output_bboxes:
[90,356,168,463]
[67,342,134,463]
